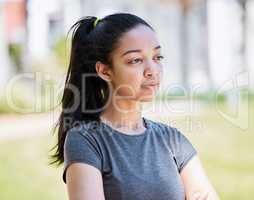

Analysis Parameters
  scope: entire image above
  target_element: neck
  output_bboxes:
[99,97,145,131]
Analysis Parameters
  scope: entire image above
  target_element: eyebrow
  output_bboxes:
[121,45,161,57]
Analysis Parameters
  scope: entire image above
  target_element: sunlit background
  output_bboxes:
[0,0,254,199]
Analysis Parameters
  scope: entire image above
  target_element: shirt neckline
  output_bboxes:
[100,117,151,138]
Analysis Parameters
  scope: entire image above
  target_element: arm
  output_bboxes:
[180,155,220,200]
[66,163,105,200]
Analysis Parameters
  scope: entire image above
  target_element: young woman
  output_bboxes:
[50,12,220,200]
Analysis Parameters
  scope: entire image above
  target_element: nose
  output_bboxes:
[143,61,162,79]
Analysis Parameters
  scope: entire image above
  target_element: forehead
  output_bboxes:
[116,25,160,54]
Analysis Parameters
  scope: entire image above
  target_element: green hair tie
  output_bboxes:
[93,18,101,28]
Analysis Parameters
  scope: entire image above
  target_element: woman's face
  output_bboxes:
[98,24,164,102]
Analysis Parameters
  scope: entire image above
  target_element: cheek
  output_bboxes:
[112,69,144,96]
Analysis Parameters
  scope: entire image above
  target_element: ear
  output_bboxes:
[95,61,112,82]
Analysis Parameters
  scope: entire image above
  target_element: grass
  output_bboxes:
[0,134,67,200]
[159,100,254,200]
[0,100,253,200]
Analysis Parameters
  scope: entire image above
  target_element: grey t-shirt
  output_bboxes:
[63,117,197,200]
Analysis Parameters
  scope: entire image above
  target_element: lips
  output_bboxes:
[143,83,159,87]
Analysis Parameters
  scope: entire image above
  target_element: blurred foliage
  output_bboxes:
[154,89,254,103]
[52,36,71,70]
[0,79,62,114]
[0,94,33,114]
[155,90,225,102]
[1,84,253,114]
[8,43,23,72]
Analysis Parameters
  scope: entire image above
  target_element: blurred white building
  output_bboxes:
[1,0,254,92]
[208,0,254,89]
[0,0,26,91]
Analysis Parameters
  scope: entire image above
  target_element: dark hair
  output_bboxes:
[49,12,154,166]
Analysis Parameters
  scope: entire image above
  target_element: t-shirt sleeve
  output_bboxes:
[167,126,198,173]
[62,127,103,184]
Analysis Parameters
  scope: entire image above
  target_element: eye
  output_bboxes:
[155,55,164,61]
[128,58,143,64]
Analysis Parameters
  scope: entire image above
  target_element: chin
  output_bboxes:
[138,95,156,102]
[136,88,158,102]
[140,98,154,102]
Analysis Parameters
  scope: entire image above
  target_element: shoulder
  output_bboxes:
[147,118,197,153]
[150,120,198,173]
[63,121,104,183]
[146,118,180,137]
[64,121,104,163]
[65,121,103,141]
